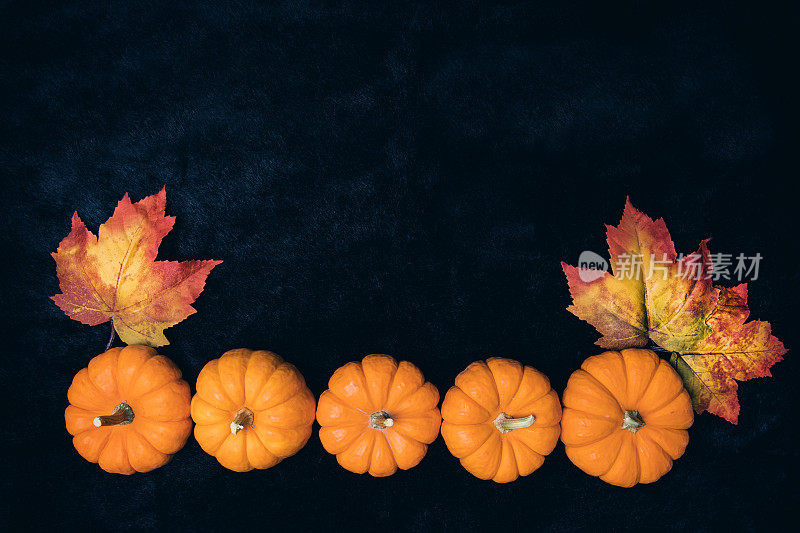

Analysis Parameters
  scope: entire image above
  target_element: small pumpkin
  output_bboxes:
[316,354,441,477]
[440,358,562,482]
[561,348,694,487]
[190,348,316,472]
[65,345,192,474]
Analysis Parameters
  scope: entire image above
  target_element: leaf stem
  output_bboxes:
[646,342,673,356]
[105,319,116,351]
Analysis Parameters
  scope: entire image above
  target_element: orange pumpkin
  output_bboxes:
[65,345,192,474]
[440,358,562,482]
[561,348,694,487]
[190,348,316,472]
[316,354,441,477]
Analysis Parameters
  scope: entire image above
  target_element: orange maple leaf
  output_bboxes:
[51,188,222,347]
[561,199,786,424]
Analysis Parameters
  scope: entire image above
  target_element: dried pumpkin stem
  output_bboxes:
[494,412,535,434]
[369,410,394,430]
[230,407,254,435]
[622,410,645,433]
[93,402,135,427]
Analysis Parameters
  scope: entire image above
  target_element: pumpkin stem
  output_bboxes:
[230,407,255,435]
[494,412,535,434]
[369,410,394,430]
[93,402,135,427]
[622,410,645,433]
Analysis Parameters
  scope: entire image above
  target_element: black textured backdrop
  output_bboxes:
[1,1,798,531]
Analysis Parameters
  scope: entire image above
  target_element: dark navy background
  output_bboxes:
[1,1,798,530]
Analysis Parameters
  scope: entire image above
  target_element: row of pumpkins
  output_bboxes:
[66,346,693,487]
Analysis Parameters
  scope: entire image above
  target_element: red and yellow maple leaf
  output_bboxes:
[561,199,786,423]
[51,188,222,347]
